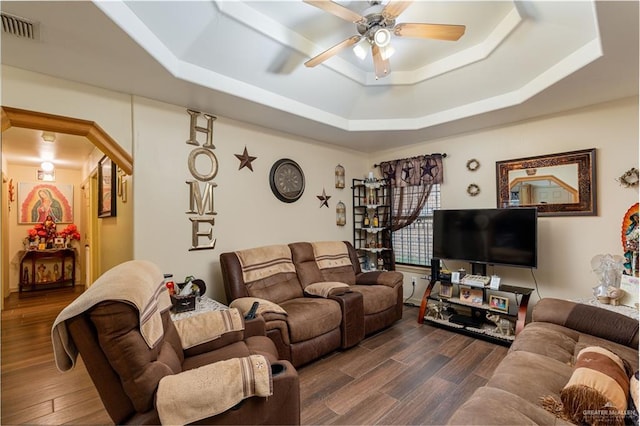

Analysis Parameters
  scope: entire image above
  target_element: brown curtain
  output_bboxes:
[379,154,444,232]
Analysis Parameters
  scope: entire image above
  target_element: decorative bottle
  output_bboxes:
[372,213,379,227]
[363,213,370,228]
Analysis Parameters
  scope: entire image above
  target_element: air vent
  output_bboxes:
[1,12,39,40]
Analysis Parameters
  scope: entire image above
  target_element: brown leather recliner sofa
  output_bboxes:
[52,260,300,425]
[220,241,404,367]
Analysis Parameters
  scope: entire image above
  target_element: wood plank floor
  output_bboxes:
[1,289,507,425]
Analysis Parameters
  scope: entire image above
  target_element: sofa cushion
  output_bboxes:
[304,281,351,298]
[486,350,574,403]
[350,285,397,315]
[509,322,580,364]
[280,298,342,343]
[230,297,288,316]
[235,245,303,304]
[311,241,357,285]
[447,386,573,425]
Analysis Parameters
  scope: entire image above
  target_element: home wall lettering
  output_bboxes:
[185,109,218,251]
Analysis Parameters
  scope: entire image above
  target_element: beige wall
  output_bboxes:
[132,97,368,302]
[2,65,638,306]
[371,96,639,305]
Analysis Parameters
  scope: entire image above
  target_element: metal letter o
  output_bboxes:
[188,148,218,181]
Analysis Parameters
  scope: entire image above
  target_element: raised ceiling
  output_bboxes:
[0,1,638,154]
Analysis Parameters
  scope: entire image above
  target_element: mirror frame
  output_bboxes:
[496,148,597,216]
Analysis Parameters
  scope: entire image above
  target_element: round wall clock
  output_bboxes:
[269,158,305,203]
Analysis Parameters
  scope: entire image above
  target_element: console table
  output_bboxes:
[19,249,76,292]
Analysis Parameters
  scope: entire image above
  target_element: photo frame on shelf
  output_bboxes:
[439,283,453,298]
[98,155,117,218]
[496,148,596,216]
[459,286,483,306]
[489,295,509,313]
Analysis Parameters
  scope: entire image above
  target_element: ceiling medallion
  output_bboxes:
[234,146,257,171]
[317,188,331,208]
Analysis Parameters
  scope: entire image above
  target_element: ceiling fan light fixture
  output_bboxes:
[353,41,368,60]
[380,45,395,61]
[373,28,391,47]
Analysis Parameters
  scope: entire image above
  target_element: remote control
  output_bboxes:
[244,301,259,320]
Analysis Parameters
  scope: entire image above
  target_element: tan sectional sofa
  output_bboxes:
[220,241,404,367]
[448,298,639,425]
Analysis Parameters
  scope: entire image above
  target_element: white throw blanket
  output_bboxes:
[51,260,170,372]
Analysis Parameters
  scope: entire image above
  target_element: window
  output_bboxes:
[392,184,441,266]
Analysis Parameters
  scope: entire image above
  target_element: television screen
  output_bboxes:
[432,208,537,268]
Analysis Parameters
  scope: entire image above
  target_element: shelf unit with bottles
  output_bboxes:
[352,178,395,272]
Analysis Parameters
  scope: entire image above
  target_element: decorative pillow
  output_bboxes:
[560,346,629,426]
[304,281,351,298]
[229,297,287,316]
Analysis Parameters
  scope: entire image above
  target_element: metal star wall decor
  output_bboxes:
[317,188,331,208]
[235,146,257,171]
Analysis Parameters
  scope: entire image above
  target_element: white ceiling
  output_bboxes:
[1,0,638,168]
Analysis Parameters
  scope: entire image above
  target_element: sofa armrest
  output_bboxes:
[532,298,639,348]
[244,316,266,338]
[356,271,403,288]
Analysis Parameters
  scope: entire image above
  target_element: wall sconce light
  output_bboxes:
[335,164,345,189]
[336,201,346,226]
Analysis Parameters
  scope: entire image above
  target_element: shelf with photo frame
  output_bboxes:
[418,277,533,346]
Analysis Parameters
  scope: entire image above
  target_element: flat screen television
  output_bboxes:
[432,208,538,270]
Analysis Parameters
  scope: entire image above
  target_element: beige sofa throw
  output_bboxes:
[236,244,296,283]
[51,260,170,372]
[312,241,352,270]
[172,308,244,349]
[156,354,272,425]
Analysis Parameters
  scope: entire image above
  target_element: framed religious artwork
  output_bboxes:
[98,155,117,218]
[18,182,74,224]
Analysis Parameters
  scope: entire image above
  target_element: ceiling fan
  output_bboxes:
[303,0,466,79]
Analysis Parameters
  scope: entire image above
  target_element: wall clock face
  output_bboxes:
[270,158,305,203]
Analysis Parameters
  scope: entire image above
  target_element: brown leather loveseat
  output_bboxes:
[220,241,404,367]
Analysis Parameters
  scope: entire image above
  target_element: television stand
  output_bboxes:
[417,276,533,346]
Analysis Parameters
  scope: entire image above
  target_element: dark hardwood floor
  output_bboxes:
[1,289,507,425]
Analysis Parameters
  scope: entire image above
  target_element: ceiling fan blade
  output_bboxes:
[393,23,466,41]
[371,44,390,79]
[305,35,362,68]
[303,0,366,24]
[382,1,413,20]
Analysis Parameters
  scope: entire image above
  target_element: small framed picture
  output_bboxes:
[459,286,483,306]
[54,237,65,248]
[489,295,509,313]
[439,284,453,298]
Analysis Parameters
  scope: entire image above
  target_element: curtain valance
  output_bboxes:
[379,154,444,188]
